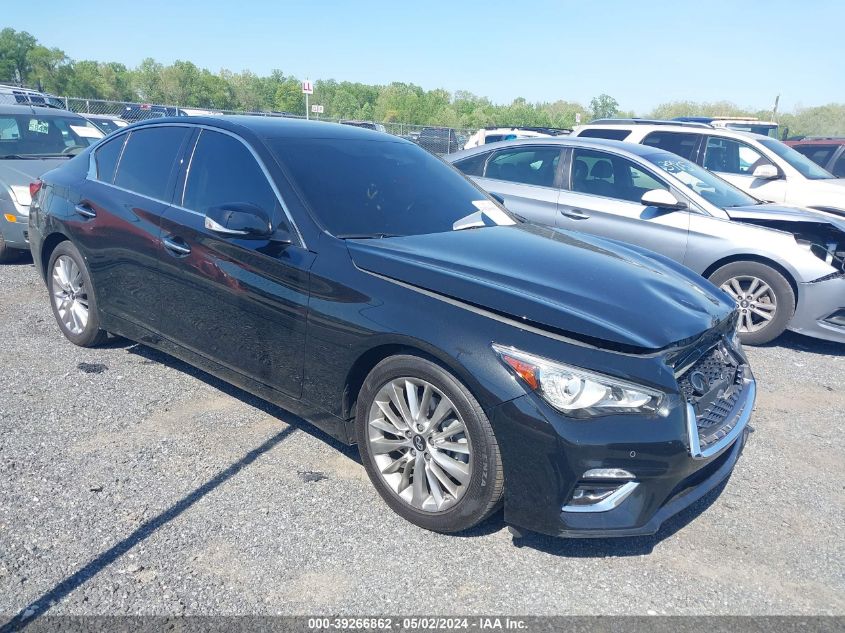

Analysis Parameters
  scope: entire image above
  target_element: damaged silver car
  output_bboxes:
[449,137,845,345]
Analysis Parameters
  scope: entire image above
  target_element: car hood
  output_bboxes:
[0,158,68,205]
[347,224,734,352]
[727,203,845,230]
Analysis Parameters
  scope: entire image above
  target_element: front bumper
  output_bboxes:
[0,210,29,250]
[789,275,845,344]
[488,365,755,539]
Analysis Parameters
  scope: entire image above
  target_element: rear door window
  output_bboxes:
[114,126,190,200]
[642,131,700,160]
[93,135,126,183]
[832,152,845,178]
[182,129,277,215]
[569,148,668,203]
[483,147,561,187]
[578,128,632,141]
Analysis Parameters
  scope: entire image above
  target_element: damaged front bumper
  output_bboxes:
[790,273,845,344]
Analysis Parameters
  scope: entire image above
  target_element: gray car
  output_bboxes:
[0,104,103,261]
[448,137,845,345]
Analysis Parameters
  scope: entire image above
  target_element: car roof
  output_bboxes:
[0,103,80,116]
[577,122,773,142]
[785,138,845,145]
[449,135,671,160]
[126,115,405,142]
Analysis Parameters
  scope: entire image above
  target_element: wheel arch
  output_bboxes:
[341,340,485,421]
[702,253,800,303]
[39,231,71,283]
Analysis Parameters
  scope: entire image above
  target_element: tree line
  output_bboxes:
[2,28,843,136]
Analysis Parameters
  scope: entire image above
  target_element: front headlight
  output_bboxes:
[492,344,665,418]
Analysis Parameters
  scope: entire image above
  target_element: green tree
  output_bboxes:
[0,28,37,83]
[589,94,619,120]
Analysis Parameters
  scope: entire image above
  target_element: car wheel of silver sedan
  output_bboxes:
[356,355,503,533]
[709,261,795,346]
[47,241,108,347]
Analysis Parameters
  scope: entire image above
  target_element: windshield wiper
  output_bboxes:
[0,153,71,160]
[335,232,402,240]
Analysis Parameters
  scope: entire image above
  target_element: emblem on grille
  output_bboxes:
[689,371,710,396]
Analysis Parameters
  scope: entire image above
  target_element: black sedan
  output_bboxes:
[28,117,754,538]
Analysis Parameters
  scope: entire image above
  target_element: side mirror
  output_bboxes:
[640,188,687,211]
[752,164,780,180]
[205,203,272,239]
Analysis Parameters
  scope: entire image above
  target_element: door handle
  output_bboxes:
[561,208,591,220]
[74,203,96,219]
[162,236,191,256]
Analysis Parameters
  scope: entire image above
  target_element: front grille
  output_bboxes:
[677,343,746,452]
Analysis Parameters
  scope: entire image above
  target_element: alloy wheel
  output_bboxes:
[720,275,777,333]
[51,255,89,335]
[367,378,472,513]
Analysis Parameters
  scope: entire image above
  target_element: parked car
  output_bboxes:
[463,126,569,149]
[0,84,65,109]
[571,121,845,213]
[448,137,845,345]
[30,116,752,538]
[785,138,845,178]
[340,120,387,133]
[0,104,104,262]
[673,116,780,139]
[121,103,188,122]
[417,126,461,154]
[79,113,129,135]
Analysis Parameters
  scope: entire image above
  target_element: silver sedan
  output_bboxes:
[448,137,845,345]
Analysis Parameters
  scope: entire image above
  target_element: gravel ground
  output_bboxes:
[1,256,843,619]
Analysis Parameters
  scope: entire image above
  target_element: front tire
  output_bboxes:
[356,355,504,533]
[47,241,108,347]
[709,261,795,345]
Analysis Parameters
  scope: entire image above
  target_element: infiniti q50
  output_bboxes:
[29,117,754,538]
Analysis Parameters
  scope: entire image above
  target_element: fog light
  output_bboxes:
[3,214,16,223]
[562,480,639,513]
[823,309,845,328]
[582,468,634,480]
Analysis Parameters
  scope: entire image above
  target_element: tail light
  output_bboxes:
[29,180,42,198]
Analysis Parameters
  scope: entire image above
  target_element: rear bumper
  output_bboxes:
[789,276,845,344]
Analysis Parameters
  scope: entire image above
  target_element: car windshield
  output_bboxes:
[757,138,835,180]
[270,137,514,237]
[0,113,103,157]
[644,151,759,209]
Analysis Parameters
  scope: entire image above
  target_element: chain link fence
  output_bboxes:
[55,97,473,155]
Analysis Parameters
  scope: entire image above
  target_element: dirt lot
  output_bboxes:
[1,257,843,619]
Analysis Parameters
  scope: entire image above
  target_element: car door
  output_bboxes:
[701,135,788,202]
[557,147,690,263]
[156,127,314,398]
[75,125,193,332]
[469,145,563,226]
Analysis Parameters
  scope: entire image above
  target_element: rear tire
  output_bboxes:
[709,261,795,345]
[356,355,504,533]
[47,241,108,347]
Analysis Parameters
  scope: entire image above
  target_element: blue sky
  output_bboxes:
[9,0,844,112]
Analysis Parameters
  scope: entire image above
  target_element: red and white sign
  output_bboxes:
[311,104,324,114]
[301,80,314,95]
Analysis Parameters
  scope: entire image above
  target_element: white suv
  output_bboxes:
[572,121,845,212]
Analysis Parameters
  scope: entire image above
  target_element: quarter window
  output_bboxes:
[483,147,561,187]
[183,130,277,215]
[570,149,668,203]
[703,137,773,175]
[114,126,190,200]
[93,135,126,183]
[452,152,489,177]
[642,132,700,160]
